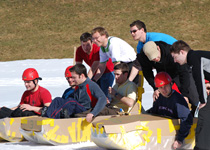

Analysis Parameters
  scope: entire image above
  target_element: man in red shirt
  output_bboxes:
[76,32,114,101]
[0,68,52,118]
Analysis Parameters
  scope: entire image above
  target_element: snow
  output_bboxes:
[0,58,153,149]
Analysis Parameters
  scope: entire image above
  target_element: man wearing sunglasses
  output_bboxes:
[130,20,177,54]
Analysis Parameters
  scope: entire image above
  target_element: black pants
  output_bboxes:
[0,107,37,119]
[122,61,139,85]
[194,96,210,150]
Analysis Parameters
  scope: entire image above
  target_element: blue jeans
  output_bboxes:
[97,71,115,101]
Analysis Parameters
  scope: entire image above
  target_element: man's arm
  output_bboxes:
[92,62,106,82]
[86,82,107,122]
[19,102,51,113]
[109,87,135,107]
[175,95,193,146]
[87,61,100,79]
[128,58,142,81]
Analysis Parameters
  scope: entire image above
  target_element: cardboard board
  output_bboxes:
[0,117,28,142]
[20,115,116,145]
[91,114,197,149]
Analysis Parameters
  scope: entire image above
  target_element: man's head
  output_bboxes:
[91,27,109,47]
[22,68,42,91]
[114,63,129,85]
[80,32,93,55]
[154,72,172,97]
[130,20,147,42]
[170,40,191,65]
[69,64,87,85]
[143,41,161,62]
[65,66,75,87]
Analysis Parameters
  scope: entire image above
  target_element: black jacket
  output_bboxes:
[187,50,210,104]
[134,41,189,97]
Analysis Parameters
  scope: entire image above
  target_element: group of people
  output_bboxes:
[0,20,209,150]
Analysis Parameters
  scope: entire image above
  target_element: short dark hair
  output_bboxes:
[114,63,129,74]
[80,32,92,42]
[130,20,147,32]
[91,27,109,38]
[70,64,87,77]
[170,40,191,54]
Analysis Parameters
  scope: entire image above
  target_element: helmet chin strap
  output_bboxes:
[32,79,38,91]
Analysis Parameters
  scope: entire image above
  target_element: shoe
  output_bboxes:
[41,106,48,117]
[60,108,69,118]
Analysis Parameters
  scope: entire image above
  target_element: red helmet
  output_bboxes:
[154,72,172,87]
[22,68,41,81]
[65,66,73,77]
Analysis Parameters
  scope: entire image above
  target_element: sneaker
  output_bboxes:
[41,106,48,117]
[60,108,69,118]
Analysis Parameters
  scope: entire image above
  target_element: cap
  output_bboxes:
[143,41,159,61]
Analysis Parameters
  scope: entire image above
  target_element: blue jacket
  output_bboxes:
[150,90,193,142]
[137,32,177,53]
[62,87,75,99]
[72,78,107,117]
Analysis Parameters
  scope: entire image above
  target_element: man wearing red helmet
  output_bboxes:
[0,68,52,118]
[149,72,193,149]
[62,66,76,99]
[41,66,86,119]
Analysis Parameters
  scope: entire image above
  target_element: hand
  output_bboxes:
[19,104,33,111]
[106,98,110,104]
[153,89,160,101]
[172,140,182,149]
[108,87,117,97]
[86,113,94,123]
[199,103,206,110]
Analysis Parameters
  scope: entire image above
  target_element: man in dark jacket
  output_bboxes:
[42,64,107,122]
[129,41,199,110]
[149,72,193,149]
[70,64,107,122]
[170,40,210,150]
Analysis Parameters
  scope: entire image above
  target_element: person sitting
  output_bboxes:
[148,72,193,149]
[0,68,52,119]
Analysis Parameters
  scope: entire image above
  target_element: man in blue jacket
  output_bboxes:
[129,20,177,54]
[149,72,193,149]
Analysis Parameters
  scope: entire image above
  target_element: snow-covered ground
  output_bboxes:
[0,58,153,149]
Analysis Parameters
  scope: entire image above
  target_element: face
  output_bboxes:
[130,25,145,42]
[130,25,142,41]
[171,51,187,65]
[24,80,36,91]
[114,69,127,85]
[151,46,161,62]
[92,32,106,47]
[158,84,172,97]
[81,40,92,54]
[66,76,75,87]
[71,71,84,85]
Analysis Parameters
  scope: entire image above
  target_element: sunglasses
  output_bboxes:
[130,29,138,34]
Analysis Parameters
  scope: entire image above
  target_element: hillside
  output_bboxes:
[0,0,209,61]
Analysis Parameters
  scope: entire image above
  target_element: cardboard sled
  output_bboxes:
[0,117,25,142]
[20,71,145,145]
[91,114,197,150]
[20,115,116,145]
[19,94,143,145]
